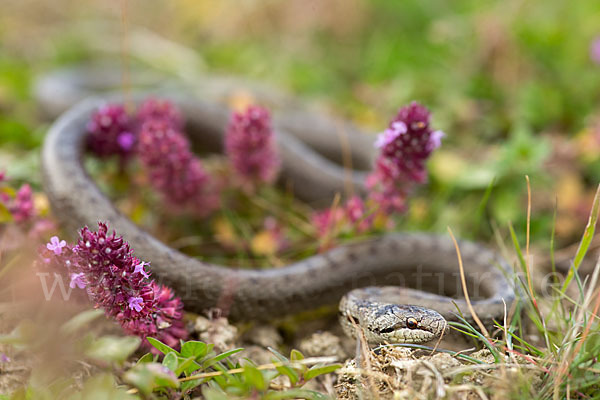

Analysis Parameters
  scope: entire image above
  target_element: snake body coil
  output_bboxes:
[41,91,515,342]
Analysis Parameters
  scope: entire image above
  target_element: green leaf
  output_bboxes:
[84,335,141,364]
[202,386,230,400]
[263,369,280,382]
[266,388,331,400]
[162,351,179,372]
[290,349,304,361]
[136,352,155,364]
[268,347,299,385]
[242,364,266,391]
[268,346,288,361]
[276,364,299,386]
[123,362,179,396]
[176,357,201,376]
[202,348,243,369]
[180,340,209,359]
[303,364,342,381]
[146,337,179,356]
[210,364,230,388]
[60,309,105,335]
[180,378,205,393]
[180,360,203,376]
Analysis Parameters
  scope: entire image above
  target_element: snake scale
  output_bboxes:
[39,69,515,343]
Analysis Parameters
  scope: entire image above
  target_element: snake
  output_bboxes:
[39,69,516,344]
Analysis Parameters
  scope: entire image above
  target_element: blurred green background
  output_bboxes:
[2,0,600,247]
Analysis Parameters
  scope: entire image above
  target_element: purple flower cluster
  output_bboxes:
[136,97,183,130]
[86,104,135,159]
[40,223,187,351]
[375,102,443,183]
[345,195,372,233]
[312,195,372,240]
[367,102,443,214]
[8,184,35,223]
[0,174,56,243]
[1,178,34,224]
[137,119,218,215]
[312,207,344,238]
[86,97,219,216]
[86,97,183,163]
[225,106,280,189]
[311,102,443,240]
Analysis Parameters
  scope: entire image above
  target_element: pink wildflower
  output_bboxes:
[39,223,187,352]
[46,236,67,255]
[134,261,151,279]
[128,296,145,312]
[312,207,344,238]
[374,121,407,148]
[69,272,86,289]
[137,119,219,216]
[117,132,136,151]
[345,196,372,233]
[367,102,443,215]
[225,106,280,188]
[9,184,35,223]
[376,102,443,184]
[86,104,135,159]
[136,97,183,130]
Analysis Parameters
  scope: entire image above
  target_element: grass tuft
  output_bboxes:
[453,181,600,399]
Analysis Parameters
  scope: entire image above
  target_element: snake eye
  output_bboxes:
[406,317,418,329]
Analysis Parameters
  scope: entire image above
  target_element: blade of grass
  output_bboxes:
[333,121,355,198]
[524,176,538,311]
[501,328,544,357]
[448,317,500,363]
[550,197,558,276]
[475,177,495,229]
[561,184,600,292]
[508,222,527,270]
[447,226,489,338]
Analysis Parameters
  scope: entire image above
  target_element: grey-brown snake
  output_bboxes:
[39,69,516,342]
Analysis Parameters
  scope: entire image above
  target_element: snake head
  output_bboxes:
[366,304,447,344]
